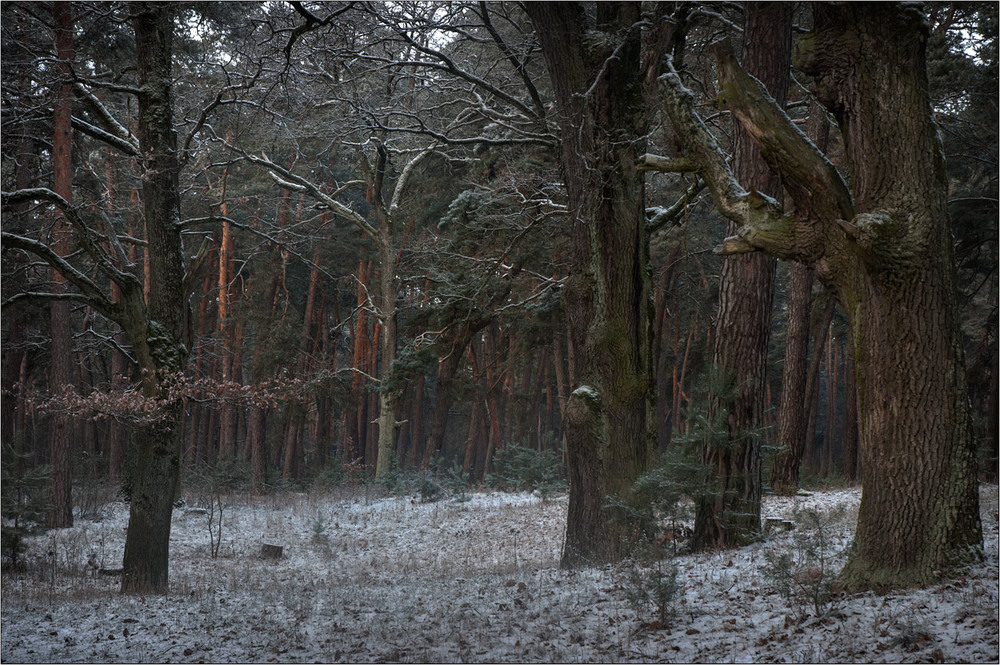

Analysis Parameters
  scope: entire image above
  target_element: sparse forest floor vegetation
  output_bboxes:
[2,483,997,663]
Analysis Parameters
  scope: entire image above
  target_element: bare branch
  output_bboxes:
[389,145,436,215]
[73,81,140,154]
[223,144,377,238]
[711,38,854,222]
[1,231,117,320]
[647,177,707,233]
[70,115,140,156]
[1,188,140,291]
[478,1,548,125]
[637,153,698,173]
[657,57,810,259]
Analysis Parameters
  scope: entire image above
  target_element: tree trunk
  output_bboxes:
[823,331,839,477]
[770,263,814,494]
[526,2,655,566]
[281,409,302,481]
[424,343,466,469]
[550,329,569,448]
[107,166,133,485]
[407,374,424,466]
[48,0,75,529]
[3,135,37,454]
[120,2,189,594]
[481,323,504,479]
[217,208,236,460]
[842,328,859,482]
[800,4,982,588]
[374,226,399,477]
[805,298,835,476]
[770,101,829,494]
[247,405,268,494]
[661,2,982,590]
[692,2,791,551]
[346,260,369,467]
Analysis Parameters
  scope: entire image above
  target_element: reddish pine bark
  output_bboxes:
[48,1,75,528]
[693,2,792,550]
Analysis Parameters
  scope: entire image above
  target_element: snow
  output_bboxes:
[2,484,997,663]
[571,385,600,401]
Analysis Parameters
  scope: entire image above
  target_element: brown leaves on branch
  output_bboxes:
[25,370,314,426]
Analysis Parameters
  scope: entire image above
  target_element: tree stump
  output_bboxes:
[260,543,283,560]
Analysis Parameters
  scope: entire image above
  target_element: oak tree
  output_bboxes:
[659,2,983,589]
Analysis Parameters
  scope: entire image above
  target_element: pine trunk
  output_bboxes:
[48,0,75,529]
[217,212,236,460]
[771,263,813,494]
[770,102,829,494]
[693,2,791,550]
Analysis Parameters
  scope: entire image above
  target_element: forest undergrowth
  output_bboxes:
[1,483,997,663]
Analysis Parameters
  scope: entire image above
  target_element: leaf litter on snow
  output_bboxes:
[2,484,997,663]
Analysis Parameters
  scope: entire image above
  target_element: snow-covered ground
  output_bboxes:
[2,483,997,663]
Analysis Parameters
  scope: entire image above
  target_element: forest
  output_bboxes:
[0,1,997,658]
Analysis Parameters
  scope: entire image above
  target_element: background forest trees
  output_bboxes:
[2,1,996,590]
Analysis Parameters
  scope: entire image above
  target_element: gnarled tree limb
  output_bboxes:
[711,38,854,223]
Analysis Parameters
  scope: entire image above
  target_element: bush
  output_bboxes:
[440,460,470,502]
[605,442,706,559]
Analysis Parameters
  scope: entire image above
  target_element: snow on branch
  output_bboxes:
[1,187,140,293]
[231,147,377,238]
[646,177,707,233]
[0,231,117,321]
[72,82,140,155]
[657,56,801,259]
[711,38,854,224]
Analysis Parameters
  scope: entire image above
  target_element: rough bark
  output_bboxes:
[770,100,831,494]
[661,3,982,589]
[770,263,814,495]
[803,4,981,589]
[525,2,655,566]
[120,2,190,594]
[692,2,791,551]
[48,0,75,529]
[842,328,859,481]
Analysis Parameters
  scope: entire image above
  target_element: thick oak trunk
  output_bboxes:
[662,2,982,589]
[526,2,655,566]
[800,4,981,589]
